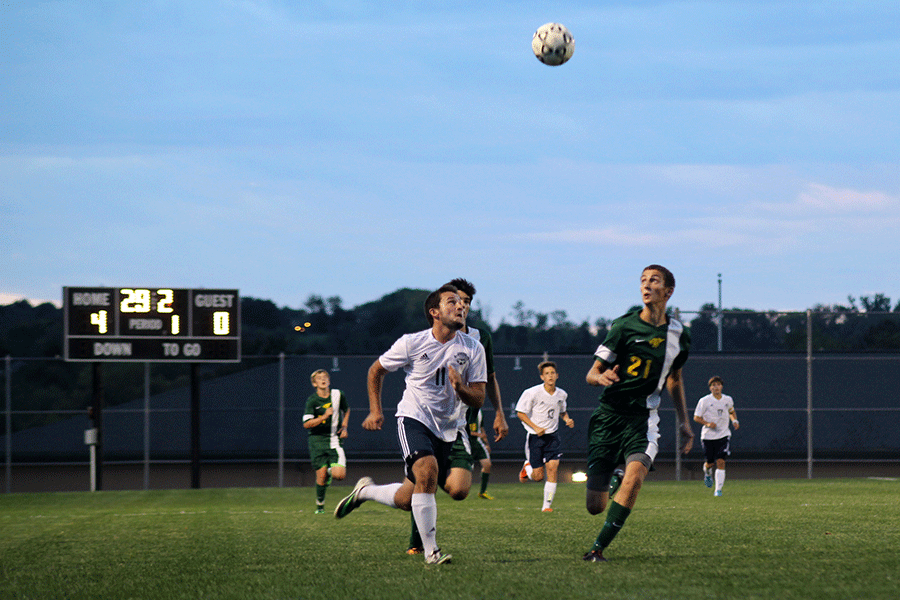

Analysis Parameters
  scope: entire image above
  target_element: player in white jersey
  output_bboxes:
[515,361,574,512]
[693,376,740,496]
[403,278,506,555]
[334,284,487,565]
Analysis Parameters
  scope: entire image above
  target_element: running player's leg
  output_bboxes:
[309,438,330,513]
[585,409,658,561]
[714,437,730,495]
[442,431,473,500]
[541,433,563,511]
[330,445,347,481]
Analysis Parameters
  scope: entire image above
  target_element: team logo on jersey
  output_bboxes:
[648,337,664,348]
[453,352,470,369]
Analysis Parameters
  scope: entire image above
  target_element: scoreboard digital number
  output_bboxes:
[64,287,241,362]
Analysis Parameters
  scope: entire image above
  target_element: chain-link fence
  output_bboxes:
[3,311,899,492]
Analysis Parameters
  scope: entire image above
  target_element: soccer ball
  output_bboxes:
[531,22,575,66]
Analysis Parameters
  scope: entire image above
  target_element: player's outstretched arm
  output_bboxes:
[666,367,694,454]
[517,411,545,437]
[364,359,387,430]
[586,360,619,387]
[340,402,350,438]
[487,372,508,441]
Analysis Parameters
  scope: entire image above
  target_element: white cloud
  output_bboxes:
[797,182,897,213]
[0,293,60,307]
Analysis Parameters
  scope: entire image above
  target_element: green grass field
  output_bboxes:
[1,478,898,600]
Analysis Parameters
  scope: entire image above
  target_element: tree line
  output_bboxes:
[1,290,898,432]
[2,289,900,359]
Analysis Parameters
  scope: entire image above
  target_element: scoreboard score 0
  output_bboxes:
[64,287,241,362]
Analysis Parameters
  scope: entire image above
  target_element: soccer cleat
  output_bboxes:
[714,490,723,497]
[478,492,494,500]
[583,549,607,563]
[609,468,625,498]
[704,467,713,488]
[425,549,452,565]
[542,507,553,513]
[406,546,423,555]
[314,507,325,515]
[519,463,530,482]
[333,476,373,518]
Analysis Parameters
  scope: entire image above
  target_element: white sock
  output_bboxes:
[359,482,401,508]
[411,493,438,555]
[715,469,726,492]
[542,481,557,509]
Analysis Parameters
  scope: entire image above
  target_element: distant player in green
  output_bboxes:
[582,265,694,562]
[303,369,350,514]
[466,406,495,499]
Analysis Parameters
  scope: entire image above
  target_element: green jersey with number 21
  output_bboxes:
[594,310,690,414]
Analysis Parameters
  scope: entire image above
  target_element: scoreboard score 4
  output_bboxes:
[64,287,241,362]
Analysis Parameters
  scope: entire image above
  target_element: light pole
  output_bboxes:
[717,273,723,352]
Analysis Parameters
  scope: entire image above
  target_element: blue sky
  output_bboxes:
[3,1,899,326]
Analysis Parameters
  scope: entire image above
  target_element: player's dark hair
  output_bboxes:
[643,264,675,288]
[538,361,557,374]
[708,375,724,386]
[424,284,459,324]
[447,278,476,298]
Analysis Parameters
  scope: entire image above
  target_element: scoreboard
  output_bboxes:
[64,287,241,362]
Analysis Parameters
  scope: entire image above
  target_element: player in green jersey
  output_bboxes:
[451,278,507,500]
[303,369,350,514]
[582,265,694,562]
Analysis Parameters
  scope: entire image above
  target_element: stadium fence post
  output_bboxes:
[806,309,813,479]
[278,352,285,488]
[5,355,10,493]
[144,362,150,490]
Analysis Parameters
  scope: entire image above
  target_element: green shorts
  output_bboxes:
[448,431,474,471]
[586,404,660,477]
[469,435,489,462]
[308,435,346,471]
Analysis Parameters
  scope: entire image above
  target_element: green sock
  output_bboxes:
[315,484,327,505]
[593,501,631,551]
[409,511,422,548]
[480,472,490,494]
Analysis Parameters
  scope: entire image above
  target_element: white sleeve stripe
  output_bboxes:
[595,344,616,363]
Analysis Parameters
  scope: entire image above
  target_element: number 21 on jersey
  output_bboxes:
[626,356,653,379]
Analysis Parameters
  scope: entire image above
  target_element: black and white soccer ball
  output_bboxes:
[531,22,575,66]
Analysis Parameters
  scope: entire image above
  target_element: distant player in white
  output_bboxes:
[693,376,740,496]
[333,284,486,565]
[515,361,574,512]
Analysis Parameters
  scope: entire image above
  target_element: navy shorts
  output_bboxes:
[701,436,731,463]
[397,417,458,485]
[524,431,563,467]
